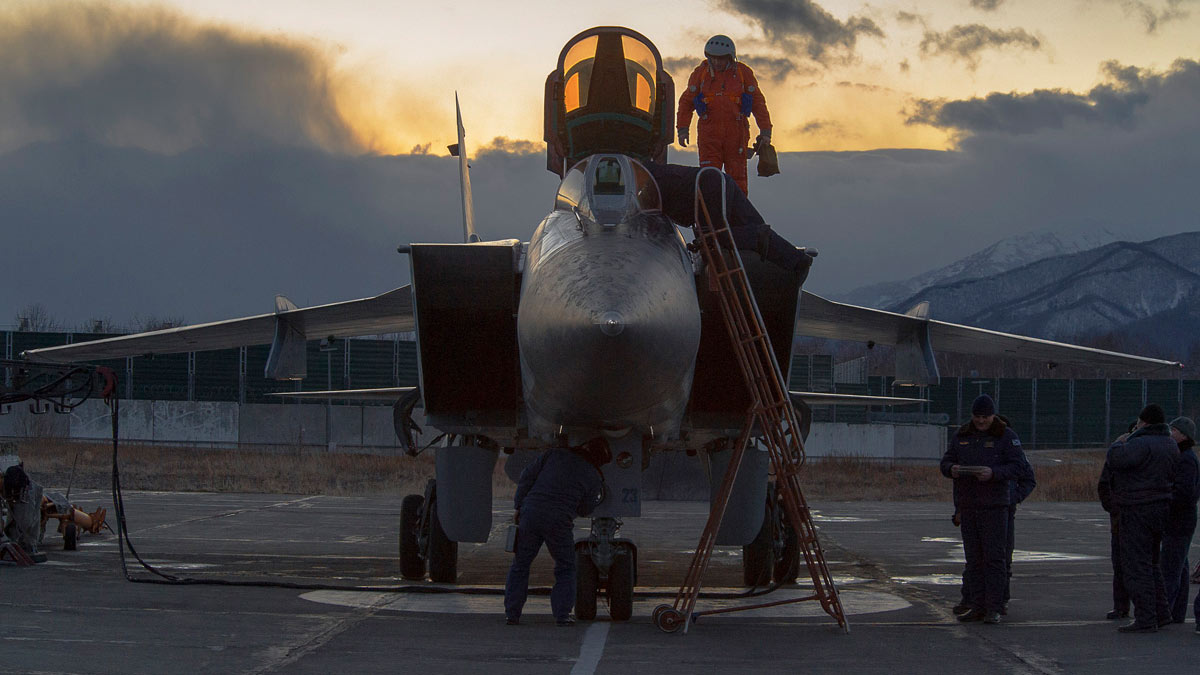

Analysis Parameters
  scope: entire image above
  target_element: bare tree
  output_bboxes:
[131,314,187,332]
[14,303,60,331]
[78,317,125,334]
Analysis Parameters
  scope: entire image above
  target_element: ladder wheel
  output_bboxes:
[652,604,670,624]
[654,606,685,633]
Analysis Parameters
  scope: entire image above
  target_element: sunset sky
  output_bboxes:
[2,0,1198,326]
[151,0,1200,153]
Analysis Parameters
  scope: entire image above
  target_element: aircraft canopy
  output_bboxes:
[556,154,661,225]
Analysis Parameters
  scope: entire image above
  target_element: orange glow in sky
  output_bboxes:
[91,1,1200,154]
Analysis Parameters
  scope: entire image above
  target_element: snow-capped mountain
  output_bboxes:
[839,228,1120,310]
[880,232,1200,356]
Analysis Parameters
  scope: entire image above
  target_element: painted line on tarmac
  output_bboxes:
[570,622,609,675]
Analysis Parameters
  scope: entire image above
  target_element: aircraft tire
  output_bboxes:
[607,549,634,621]
[773,518,800,583]
[63,522,77,551]
[575,547,599,621]
[399,494,426,580]
[427,496,458,583]
[742,503,774,587]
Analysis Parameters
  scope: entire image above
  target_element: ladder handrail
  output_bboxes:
[659,169,847,634]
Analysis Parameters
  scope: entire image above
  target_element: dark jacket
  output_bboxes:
[1166,445,1199,535]
[1105,423,1177,507]
[941,418,1026,509]
[514,448,603,524]
[1011,446,1036,506]
[1098,462,1117,514]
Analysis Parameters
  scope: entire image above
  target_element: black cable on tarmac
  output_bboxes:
[105,396,786,601]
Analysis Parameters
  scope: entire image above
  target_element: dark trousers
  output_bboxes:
[960,507,1009,613]
[1119,502,1170,626]
[1004,505,1016,603]
[1160,530,1193,622]
[1109,515,1130,613]
[504,509,577,621]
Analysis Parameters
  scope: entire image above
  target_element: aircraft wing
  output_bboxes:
[24,286,413,363]
[268,387,415,401]
[790,391,925,406]
[796,291,1183,376]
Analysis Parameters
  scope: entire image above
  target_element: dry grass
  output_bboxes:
[14,439,438,496]
[796,452,1106,502]
[10,440,1106,502]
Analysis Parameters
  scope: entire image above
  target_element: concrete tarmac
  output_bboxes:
[2,490,1198,674]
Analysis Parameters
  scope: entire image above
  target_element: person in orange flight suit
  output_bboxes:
[676,35,771,195]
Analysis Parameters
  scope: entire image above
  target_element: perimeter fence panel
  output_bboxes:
[927,378,960,424]
[1035,379,1070,449]
[998,378,1033,441]
[396,341,418,386]
[347,338,395,396]
[194,348,240,402]
[1072,379,1108,447]
[129,353,189,401]
[1146,379,1180,419]
[1184,380,1200,420]
[1109,379,1145,438]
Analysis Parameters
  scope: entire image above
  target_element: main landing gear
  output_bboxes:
[575,517,637,621]
[742,482,799,587]
[398,479,458,583]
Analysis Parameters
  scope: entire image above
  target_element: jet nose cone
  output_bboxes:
[518,236,701,423]
[597,311,625,336]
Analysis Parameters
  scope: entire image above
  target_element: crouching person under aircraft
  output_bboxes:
[505,438,611,626]
[644,162,813,278]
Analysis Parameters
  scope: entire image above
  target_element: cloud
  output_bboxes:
[795,119,850,138]
[969,0,1005,10]
[1120,0,1193,33]
[0,2,370,154]
[720,0,884,65]
[904,59,1188,134]
[918,24,1042,70]
[476,137,541,156]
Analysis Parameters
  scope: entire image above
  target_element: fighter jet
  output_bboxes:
[26,26,1182,620]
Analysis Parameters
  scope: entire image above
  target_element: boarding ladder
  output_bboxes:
[652,170,847,634]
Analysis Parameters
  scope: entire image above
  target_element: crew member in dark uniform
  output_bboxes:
[504,438,609,626]
[1098,424,1135,620]
[1105,403,1177,633]
[941,394,1025,624]
[1004,425,1036,613]
[1161,416,1198,624]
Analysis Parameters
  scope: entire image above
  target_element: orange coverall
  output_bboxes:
[676,61,771,195]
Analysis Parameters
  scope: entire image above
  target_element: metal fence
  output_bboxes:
[7,331,1196,448]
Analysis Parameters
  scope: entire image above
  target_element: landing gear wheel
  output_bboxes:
[654,606,685,633]
[743,505,774,586]
[427,496,458,583]
[773,519,799,583]
[576,548,599,621]
[63,522,77,551]
[398,494,425,580]
[607,550,634,621]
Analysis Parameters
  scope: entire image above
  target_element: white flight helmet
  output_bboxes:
[704,35,736,60]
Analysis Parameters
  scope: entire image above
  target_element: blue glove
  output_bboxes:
[677,128,689,147]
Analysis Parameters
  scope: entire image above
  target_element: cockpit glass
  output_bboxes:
[562,36,598,113]
[630,162,660,211]
[554,161,587,211]
[555,155,662,224]
[621,36,657,113]
[594,158,624,195]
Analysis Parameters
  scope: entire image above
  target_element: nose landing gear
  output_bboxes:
[574,516,637,621]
